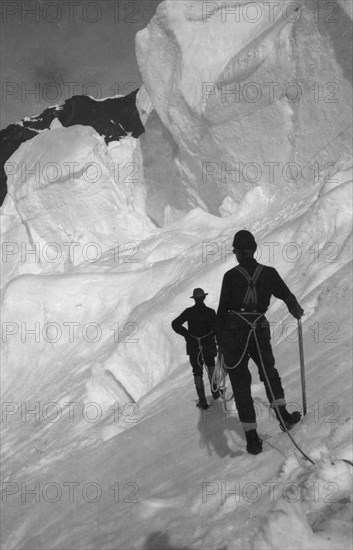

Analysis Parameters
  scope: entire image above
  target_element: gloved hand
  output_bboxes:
[286,294,304,319]
[289,301,304,320]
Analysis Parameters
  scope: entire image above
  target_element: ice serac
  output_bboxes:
[0,91,145,204]
[2,125,154,277]
[136,0,352,219]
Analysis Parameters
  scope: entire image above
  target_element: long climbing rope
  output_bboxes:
[212,313,265,410]
[189,331,218,389]
[211,265,264,405]
[189,331,214,369]
[212,311,315,465]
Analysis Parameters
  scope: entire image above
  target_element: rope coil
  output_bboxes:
[212,311,315,465]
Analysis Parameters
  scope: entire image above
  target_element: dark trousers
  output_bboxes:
[222,317,285,431]
[189,352,215,377]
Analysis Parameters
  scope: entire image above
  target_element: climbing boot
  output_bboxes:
[194,376,209,409]
[274,406,301,431]
[245,429,263,455]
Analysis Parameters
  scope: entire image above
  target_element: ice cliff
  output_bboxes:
[136,0,352,224]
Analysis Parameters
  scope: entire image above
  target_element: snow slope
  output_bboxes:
[1,163,352,549]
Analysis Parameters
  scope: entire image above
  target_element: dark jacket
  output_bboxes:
[216,258,300,344]
[172,303,217,356]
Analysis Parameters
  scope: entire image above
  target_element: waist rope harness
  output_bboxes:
[189,331,215,379]
[213,264,315,464]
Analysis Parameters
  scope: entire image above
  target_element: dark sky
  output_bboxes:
[0,0,161,129]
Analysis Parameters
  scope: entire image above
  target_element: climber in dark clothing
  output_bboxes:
[172,288,220,409]
[217,230,304,455]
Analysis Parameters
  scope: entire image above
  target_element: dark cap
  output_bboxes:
[232,230,257,250]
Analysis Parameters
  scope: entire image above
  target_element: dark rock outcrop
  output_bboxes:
[0,90,144,205]
[0,125,39,205]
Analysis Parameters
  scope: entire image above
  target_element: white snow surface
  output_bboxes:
[1,1,353,549]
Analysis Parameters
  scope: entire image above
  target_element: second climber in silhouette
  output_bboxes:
[172,288,220,409]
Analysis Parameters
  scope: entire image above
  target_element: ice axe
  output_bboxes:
[298,318,307,416]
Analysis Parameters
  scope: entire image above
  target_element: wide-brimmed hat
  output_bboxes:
[190,288,208,299]
[232,230,257,250]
